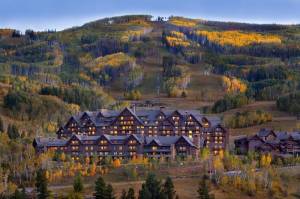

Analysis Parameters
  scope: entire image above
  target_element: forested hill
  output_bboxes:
[1,15,300,137]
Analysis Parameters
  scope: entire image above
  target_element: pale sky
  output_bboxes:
[0,0,299,31]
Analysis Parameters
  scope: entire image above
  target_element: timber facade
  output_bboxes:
[234,128,300,156]
[33,107,228,160]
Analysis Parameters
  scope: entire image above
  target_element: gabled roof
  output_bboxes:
[110,107,144,125]
[276,132,289,140]
[176,136,196,147]
[33,137,67,147]
[135,109,161,124]
[147,138,163,146]
[64,116,80,127]
[145,136,194,147]
[248,134,264,142]
[290,132,300,141]
[60,107,223,131]
[98,109,120,117]
[128,134,144,144]
[99,134,128,144]
[75,135,100,141]
[257,129,276,138]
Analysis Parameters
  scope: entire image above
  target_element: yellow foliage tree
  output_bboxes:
[200,147,210,160]
[169,17,199,28]
[45,170,50,181]
[222,76,247,93]
[213,156,224,171]
[260,154,272,168]
[89,163,97,176]
[166,36,191,47]
[233,176,242,189]
[113,159,121,168]
[60,152,66,162]
[86,52,135,73]
[194,30,281,47]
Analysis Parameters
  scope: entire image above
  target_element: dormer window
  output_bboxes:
[100,140,107,144]
[179,146,186,151]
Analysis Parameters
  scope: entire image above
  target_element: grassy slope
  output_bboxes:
[106,22,225,109]
[50,166,300,199]
[1,16,299,140]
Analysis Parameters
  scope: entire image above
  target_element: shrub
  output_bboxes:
[212,94,249,113]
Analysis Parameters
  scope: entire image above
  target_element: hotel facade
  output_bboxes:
[33,107,229,160]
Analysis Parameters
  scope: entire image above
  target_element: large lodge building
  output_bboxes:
[33,107,228,160]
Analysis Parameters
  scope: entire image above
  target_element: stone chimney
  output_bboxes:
[130,105,136,114]
[193,135,201,160]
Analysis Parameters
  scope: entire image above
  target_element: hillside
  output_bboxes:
[1,15,300,137]
[2,14,300,199]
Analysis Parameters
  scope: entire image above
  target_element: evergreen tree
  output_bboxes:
[138,184,151,199]
[139,173,165,199]
[35,169,49,199]
[95,177,106,199]
[181,91,187,98]
[163,177,176,199]
[120,189,127,199]
[126,187,135,199]
[105,184,115,199]
[12,189,26,199]
[197,176,214,199]
[7,124,20,139]
[145,173,164,199]
[73,173,83,193]
[0,117,4,132]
